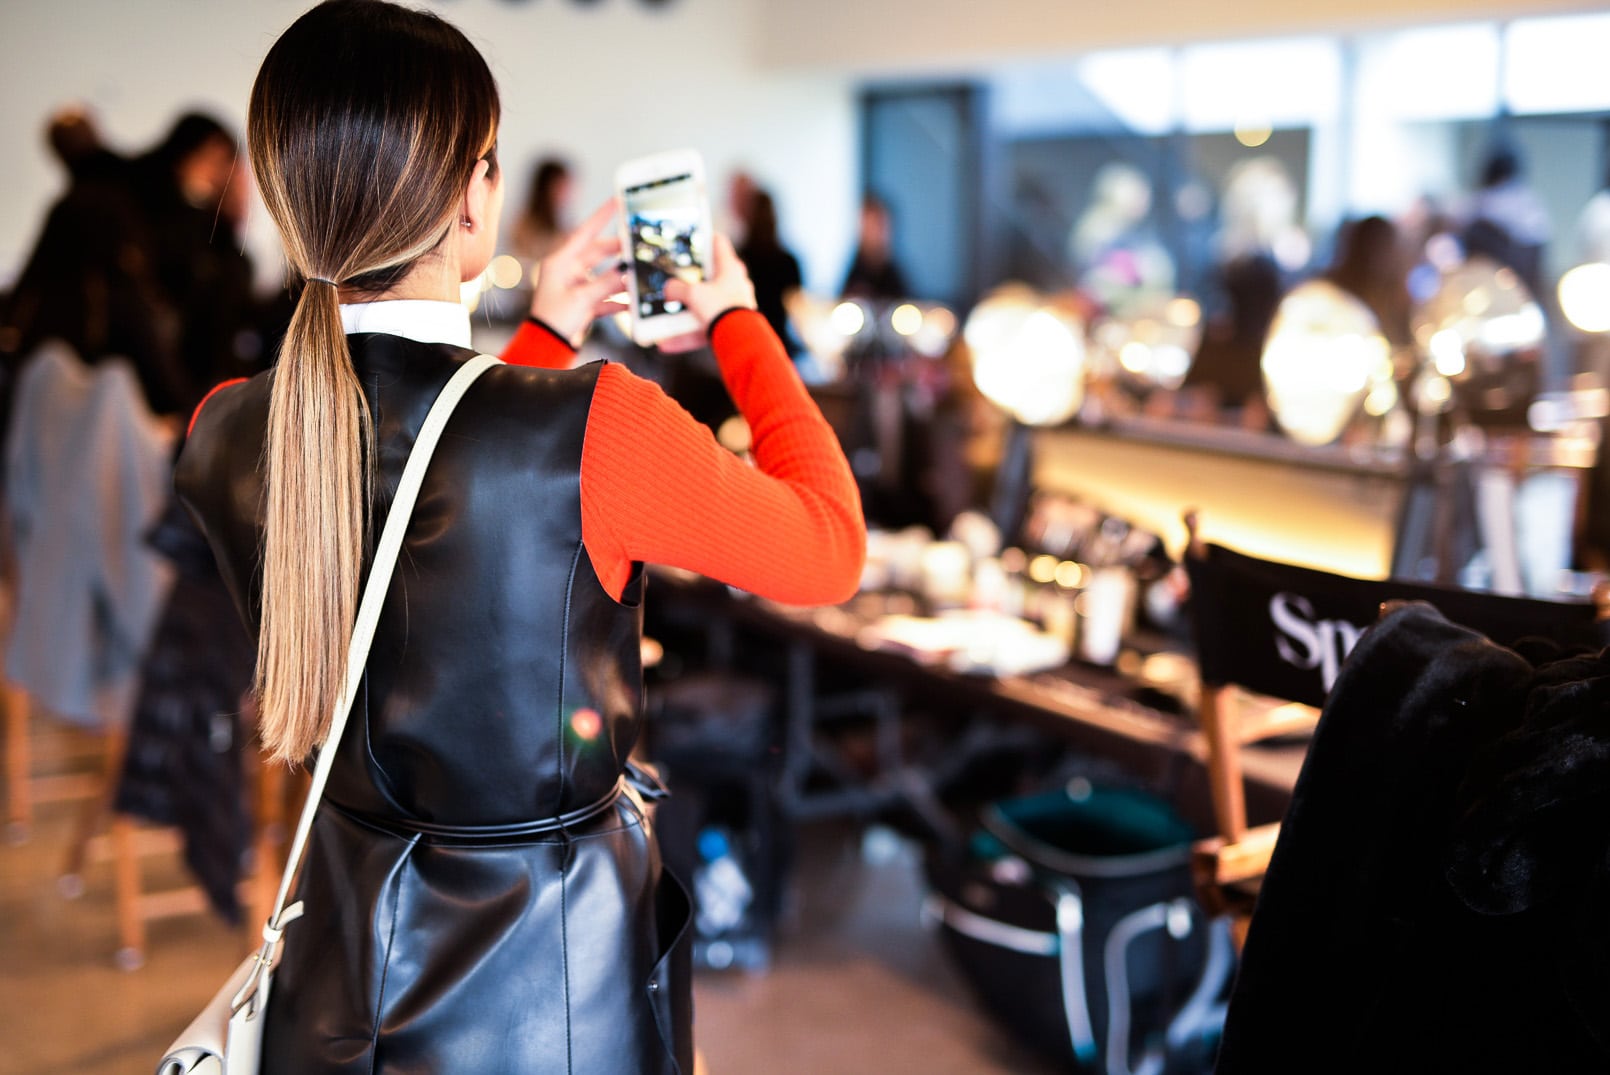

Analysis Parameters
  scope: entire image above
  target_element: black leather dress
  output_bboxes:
[177,331,693,1074]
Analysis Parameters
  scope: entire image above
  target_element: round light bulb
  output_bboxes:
[486,254,523,290]
[830,301,867,337]
[890,303,923,336]
[1559,262,1610,334]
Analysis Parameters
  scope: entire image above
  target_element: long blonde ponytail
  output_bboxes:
[247,0,499,762]
[255,282,372,763]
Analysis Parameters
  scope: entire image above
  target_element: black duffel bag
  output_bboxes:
[925,780,1233,1074]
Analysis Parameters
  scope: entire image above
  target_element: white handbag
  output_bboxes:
[157,354,502,1075]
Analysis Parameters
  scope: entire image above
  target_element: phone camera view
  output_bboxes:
[625,173,704,318]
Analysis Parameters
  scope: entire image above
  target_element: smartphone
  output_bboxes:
[615,149,712,345]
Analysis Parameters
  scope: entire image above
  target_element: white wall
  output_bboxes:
[0,0,859,295]
[755,0,1600,73]
[8,0,1595,297]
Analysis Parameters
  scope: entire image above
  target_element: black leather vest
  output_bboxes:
[177,335,691,1074]
[178,333,643,824]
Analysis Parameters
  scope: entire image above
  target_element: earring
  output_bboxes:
[462,219,472,228]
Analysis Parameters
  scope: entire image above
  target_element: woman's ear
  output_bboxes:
[461,156,494,236]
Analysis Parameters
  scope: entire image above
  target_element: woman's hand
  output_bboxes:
[530,198,628,346]
[658,234,756,353]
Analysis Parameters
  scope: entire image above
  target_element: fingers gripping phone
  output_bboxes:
[616,149,712,345]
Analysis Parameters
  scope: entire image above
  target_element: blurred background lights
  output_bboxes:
[569,707,602,741]
[1028,554,1058,584]
[830,301,867,337]
[1477,306,1546,352]
[1053,560,1086,589]
[1421,374,1453,407]
[907,304,959,357]
[486,254,523,290]
[1119,341,1150,374]
[1260,280,1390,445]
[1164,297,1201,328]
[1364,381,1399,418]
[1559,262,1610,333]
[965,286,1087,427]
[1233,117,1273,147]
[716,415,753,456]
[1411,259,1546,424]
[1152,345,1192,382]
[889,303,923,336]
[923,307,958,338]
[1430,329,1466,376]
[1097,294,1202,391]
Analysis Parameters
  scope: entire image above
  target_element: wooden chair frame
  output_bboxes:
[5,681,304,968]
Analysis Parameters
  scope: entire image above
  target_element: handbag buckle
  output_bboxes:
[229,949,272,1020]
[230,900,305,1020]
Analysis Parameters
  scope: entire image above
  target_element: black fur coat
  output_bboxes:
[1216,601,1610,1072]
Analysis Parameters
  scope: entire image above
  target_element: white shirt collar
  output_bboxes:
[339,300,472,348]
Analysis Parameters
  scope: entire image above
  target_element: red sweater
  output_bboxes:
[191,309,864,605]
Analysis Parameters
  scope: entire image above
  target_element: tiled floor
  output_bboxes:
[1,719,1054,1075]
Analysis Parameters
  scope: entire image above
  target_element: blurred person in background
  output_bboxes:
[0,105,185,416]
[1459,141,1551,300]
[726,168,758,247]
[102,122,277,928]
[1323,214,1413,350]
[1401,192,1462,306]
[1179,252,1282,425]
[132,112,258,410]
[511,155,574,268]
[1067,160,1176,316]
[43,105,129,185]
[737,188,804,359]
[1176,159,1299,425]
[507,156,575,318]
[842,191,910,302]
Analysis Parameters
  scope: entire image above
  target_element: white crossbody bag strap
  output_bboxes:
[263,353,502,934]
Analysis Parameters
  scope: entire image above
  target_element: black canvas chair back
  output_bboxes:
[1181,525,1603,948]
[1184,540,1604,710]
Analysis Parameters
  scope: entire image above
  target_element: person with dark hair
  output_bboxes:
[176,1,863,1070]
[841,191,911,300]
[512,155,573,266]
[45,105,126,183]
[0,106,185,413]
[737,188,804,356]
[1461,140,1551,298]
[132,111,256,408]
[1323,214,1413,348]
[1180,252,1284,419]
[505,156,574,317]
[726,167,758,245]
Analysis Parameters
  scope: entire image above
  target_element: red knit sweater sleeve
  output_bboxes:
[188,314,860,604]
[499,318,576,369]
[581,311,865,605]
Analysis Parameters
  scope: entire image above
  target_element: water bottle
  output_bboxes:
[694,827,753,938]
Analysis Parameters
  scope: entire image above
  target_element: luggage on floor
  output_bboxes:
[925,780,1232,1074]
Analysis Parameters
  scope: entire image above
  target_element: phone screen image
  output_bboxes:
[623,172,705,320]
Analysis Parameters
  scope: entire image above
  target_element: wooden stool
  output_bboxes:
[3,682,103,845]
[6,681,305,969]
[103,739,309,970]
